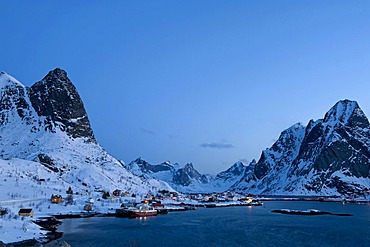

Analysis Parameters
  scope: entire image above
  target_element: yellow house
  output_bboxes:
[84,204,93,212]
[18,208,34,218]
[51,194,63,204]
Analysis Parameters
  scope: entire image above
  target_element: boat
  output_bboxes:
[244,198,263,206]
[115,206,137,217]
[128,204,158,218]
[246,200,263,206]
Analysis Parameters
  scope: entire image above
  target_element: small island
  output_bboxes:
[271,209,353,216]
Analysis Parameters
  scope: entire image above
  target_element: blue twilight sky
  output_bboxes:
[2,1,370,174]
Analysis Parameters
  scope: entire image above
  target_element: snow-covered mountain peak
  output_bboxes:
[323,99,360,126]
[0,71,24,90]
[0,69,175,198]
[133,157,149,165]
[281,122,305,135]
[234,99,370,196]
[271,123,306,154]
[38,68,68,84]
[216,161,246,179]
[184,163,194,170]
[233,160,245,167]
[228,161,245,172]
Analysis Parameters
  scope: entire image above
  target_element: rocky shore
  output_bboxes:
[0,239,70,247]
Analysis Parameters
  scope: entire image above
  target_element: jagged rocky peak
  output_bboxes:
[234,99,370,196]
[254,123,306,179]
[0,72,33,125]
[183,163,195,172]
[215,161,247,185]
[173,163,209,186]
[133,157,150,166]
[217,161,246,178]
[323,99,369,128]
[271,123,306,153]
[229,161,246,171]
[0,71,24,88]
[29,68,95,142]
[130,157,174,173]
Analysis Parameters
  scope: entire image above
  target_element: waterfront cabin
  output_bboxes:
[18,208,34,218]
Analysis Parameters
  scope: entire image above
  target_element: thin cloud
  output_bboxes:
[140,127,156,135]
[200,142,235,149]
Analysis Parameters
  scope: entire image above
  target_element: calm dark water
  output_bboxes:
[59,201,370,247]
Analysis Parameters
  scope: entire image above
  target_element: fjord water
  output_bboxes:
[59,201,370,247]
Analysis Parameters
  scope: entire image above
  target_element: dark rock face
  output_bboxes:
[38,153,59,172]
[254,152,269,179]
[29,68,95,142]
[292,101,370,180]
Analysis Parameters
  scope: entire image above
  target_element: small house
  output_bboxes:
[0,208,8,216]
[84,204,93,212]
[152,201,164,208]
[66,187,73,194]
[51,194,63,204]
[18,208,34,218]
[113,189,122,196]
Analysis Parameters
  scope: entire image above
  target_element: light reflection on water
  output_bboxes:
[59,201,370,247]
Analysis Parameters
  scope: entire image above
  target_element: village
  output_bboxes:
[1,182,367,245]
[0,184,266,245]
[6,188,264,219]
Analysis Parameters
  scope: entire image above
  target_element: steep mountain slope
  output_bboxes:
[125,158,247,193]
[234,100,370,196]
[0,69,172,197]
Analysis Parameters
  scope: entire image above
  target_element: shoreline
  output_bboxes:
[3,197,369,246]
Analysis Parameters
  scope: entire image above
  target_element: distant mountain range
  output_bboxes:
[126,100,370,196]
[124,158,246,193]
[0,68,369,197]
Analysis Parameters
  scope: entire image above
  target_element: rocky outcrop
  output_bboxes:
[29,68,95,142]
